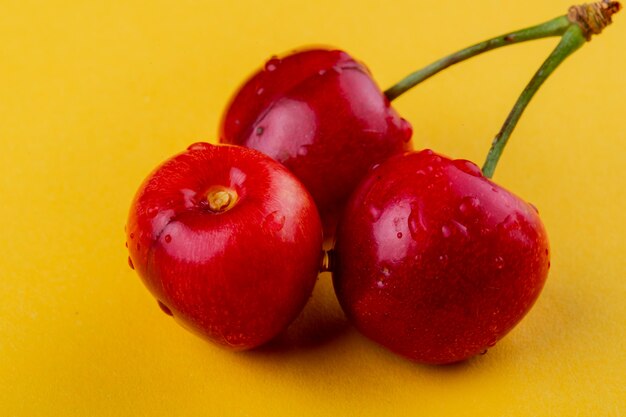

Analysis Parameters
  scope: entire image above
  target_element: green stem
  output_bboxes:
[384,15,571,101]
[481,25,586,178]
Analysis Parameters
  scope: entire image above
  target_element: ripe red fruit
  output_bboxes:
[126,143,323,350]
[219,48,413,236]
[332,150,550,364]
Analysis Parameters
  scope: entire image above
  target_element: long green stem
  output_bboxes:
[481,25,586,178]
[384,16,571,101]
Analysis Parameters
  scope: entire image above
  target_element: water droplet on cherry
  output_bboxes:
[318,69,326,76]
[459,196,480,216]
[408,206,426,238]
[451,220,469,237]
[130,233,135,239]
[441,225,452,238]
[369,205,383,222]
[128,256,135,270]
[157,300,173,316]
[494,256,505,269]
[187,142,211,151]
[164,234,172,243]
[265,57,280,72]
[529,203,539,214]
[264,211,285,232]
[396,232,403,239]
[256,87,264,95]
[498,213,521,232]
[256,126,264,136]
[297,145,310,156]
[452,159,483,177]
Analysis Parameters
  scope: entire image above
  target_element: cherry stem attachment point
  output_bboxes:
[207,187,238,213]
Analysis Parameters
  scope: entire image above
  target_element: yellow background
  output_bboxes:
[1,0,624,415]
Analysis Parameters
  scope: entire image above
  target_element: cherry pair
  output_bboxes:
[126,2,619,364]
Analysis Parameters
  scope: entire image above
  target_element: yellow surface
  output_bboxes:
[1,1,625,415]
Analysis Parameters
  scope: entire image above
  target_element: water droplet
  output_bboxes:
[529,203,539,214]
[164,234,172,243]
[369,205,382,222]
[187,142,211,151]
[487,337,497,347]
[297,145,309,156]
[370,163,380,171]
[452,159,483,177]
[128,256,135,270]
[264,211,285,232]
[548,261,551,269]
[157,300,173,316]
[124,241,128,248]
[376,267,390,288]
[332,65,343,74]
[256,126,264,136]
[451,220,469,237]
[498,213,521,232]
[441,225,452,238]
[318,69,327,76]
[438,254,448,264]
[459,196,480,216]
[408,206,426,238]
[130,233,135,240]
[256,87,264,95]
[265,56,280,72]
[480,349,488,355]
[422,149,434,156]
[491,187,499,193]
[136,243,140,251]
[396,232,403,239]
[494,256,505,269]
[545,248,549,256]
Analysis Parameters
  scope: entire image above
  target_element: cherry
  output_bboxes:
[219,48,413,237]
[331,2,619,364]
[126,143,323,350]
[332,150,550,364]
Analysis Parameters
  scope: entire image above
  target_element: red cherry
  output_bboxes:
[332,150,550,364]
[220,49,413,237]
[126,143,323,350]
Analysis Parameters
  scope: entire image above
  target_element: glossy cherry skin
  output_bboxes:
[126,143,323,350]
[220,48,413,236]
[333,150,550,364]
